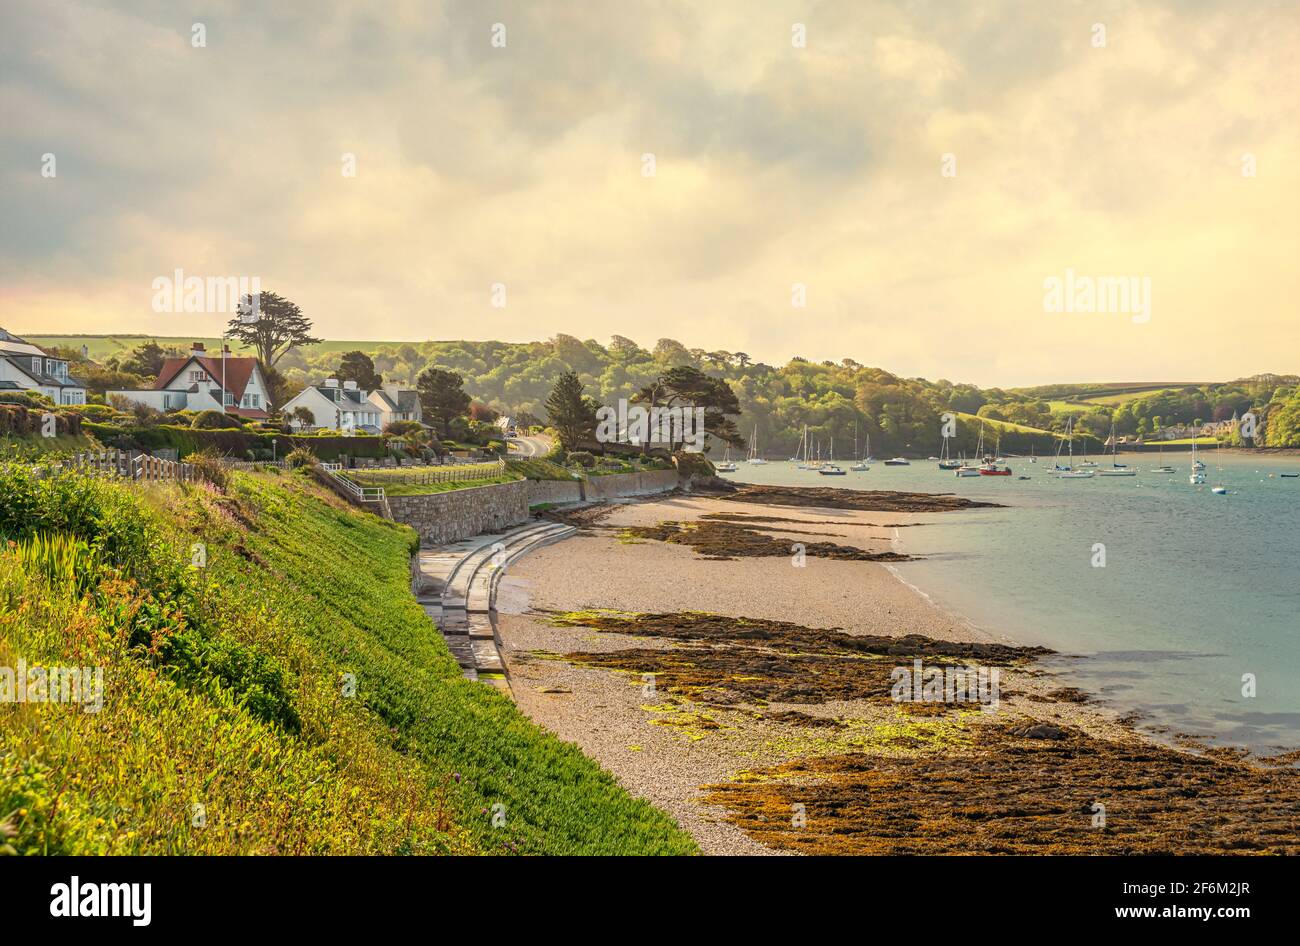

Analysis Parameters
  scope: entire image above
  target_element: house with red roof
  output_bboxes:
[108,341,271,419]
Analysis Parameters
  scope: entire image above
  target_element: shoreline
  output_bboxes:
[493,487,1298,854]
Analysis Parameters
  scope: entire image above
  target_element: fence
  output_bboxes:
[222,459,292,471]
[59,450,198,482]
[347,459,507,488]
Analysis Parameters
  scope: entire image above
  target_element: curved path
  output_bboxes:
[414,519,575,695]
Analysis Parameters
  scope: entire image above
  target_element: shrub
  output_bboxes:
[285,446,318,469]
[191,410,243,430]
[566,450,595,468]
[187,448,230,490]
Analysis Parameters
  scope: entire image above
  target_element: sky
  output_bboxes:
[2,0,1297,386]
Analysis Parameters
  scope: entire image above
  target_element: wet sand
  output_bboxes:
[495,494,1300,855]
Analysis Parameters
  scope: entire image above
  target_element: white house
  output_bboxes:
[108,341,271,419]
[280,379,383,432]
[367,383,422,428]
[0,328,88,405]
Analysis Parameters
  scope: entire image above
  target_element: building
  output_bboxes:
[280,379,383,432]
[0,328,88,405]
[108,341,270,419]
[367,383,422,427]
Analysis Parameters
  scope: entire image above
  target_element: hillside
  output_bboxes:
[25,335,1300,451]
[0,463,697,855]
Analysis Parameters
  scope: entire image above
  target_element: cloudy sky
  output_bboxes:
[3,0,1297,385]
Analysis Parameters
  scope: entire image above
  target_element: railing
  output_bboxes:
[323,467,386,504]
[222,459,291,470]
[54,450,197,482]
[347,459,507,488]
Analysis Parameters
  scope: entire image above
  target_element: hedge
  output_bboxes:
[81,423,388,460]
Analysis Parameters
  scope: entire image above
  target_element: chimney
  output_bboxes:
[192,342,206,356]
[323,378,339,388]
[342,380,358,391]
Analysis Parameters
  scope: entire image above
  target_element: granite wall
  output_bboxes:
[386,479,530,546]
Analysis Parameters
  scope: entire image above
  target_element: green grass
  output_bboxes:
[1155,436,1219,445]
[1,433,100,458]
[25,335,408,361]
[951,411,1063,438]
[0,464,697,855]
[347,471,521,495]
[505,458,581,481]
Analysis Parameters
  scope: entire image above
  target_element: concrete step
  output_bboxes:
[447,520,559,607]
[468,523,575,612]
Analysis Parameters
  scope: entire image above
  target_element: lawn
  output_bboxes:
[952,411,1063,438]
[347,471,521,495]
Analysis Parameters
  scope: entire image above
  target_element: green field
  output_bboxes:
[26,335,408,361]
[346,469,521,495]
[952,411,1062,438]
[0,464,697,855]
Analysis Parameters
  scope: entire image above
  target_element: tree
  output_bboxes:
[119,340,181,379]
[417,367,472,439]
[290,406,316,429]
[631,364,744,450]
[226,291,320,368]
[336,350,384,391]
[545,371,598,450]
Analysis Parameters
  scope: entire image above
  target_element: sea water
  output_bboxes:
[724,453,1300,753]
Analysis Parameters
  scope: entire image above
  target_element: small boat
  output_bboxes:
[927,456,940,461]
[884,457,910,466]
[849,425,870,470]
[715,446,737,473]
[1056,419,1094,478]
[1150,466,1176,473]
[979,433,1012,475]
[937,430,960,469]
[954,465,981,477]
[818,436,846,474]
[746,426,768,464]
[1282,472,1299,478]
[1189,440,1206,485]
[1211,486,1228,495]
[1017,475,1031,480]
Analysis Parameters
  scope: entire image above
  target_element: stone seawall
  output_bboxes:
[582,468,680,500]
[386,479,530,546]
[525,479,585,506]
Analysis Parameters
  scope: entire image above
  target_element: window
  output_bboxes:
[190,370,203,382]
[224,392,235,406]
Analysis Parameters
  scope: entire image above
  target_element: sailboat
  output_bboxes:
[1057,419,1095,478]
[1150,441,1175,473]
[1189,439,1207,485]
[819,434,845,475]
[746,426,768,464]
[1098,421,1136,476]
[715,445,737,473]
[850,425,870,471]
[792,425,814,468]
[979,432,1012,475]
[937,427,961,469]
[1210,440,1228,493]
[955,423,983,476]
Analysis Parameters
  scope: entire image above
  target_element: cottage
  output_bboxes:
[108,341,270,419]
[0,328,88,405]
[280,378,383,432]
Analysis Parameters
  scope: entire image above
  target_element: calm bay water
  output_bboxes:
[724,452,1300,753]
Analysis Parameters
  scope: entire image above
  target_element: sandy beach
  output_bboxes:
[490,491,1294,855]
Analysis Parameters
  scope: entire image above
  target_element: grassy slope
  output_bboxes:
[346,470,521,495]
[952,411,1062,438]
[26,335,403,361]
[0,466,697,855]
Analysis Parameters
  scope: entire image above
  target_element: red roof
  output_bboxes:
[155,355,259,399]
